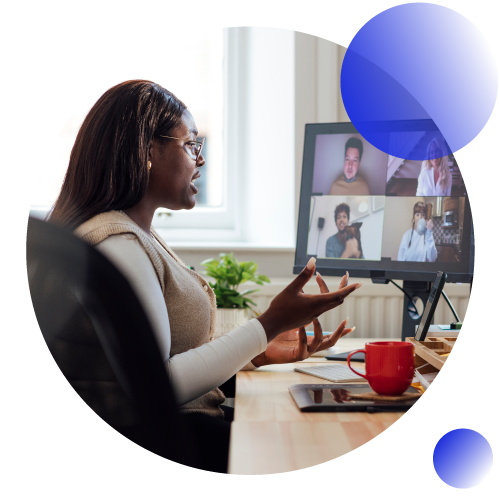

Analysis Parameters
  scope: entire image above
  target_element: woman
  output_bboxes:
[397,202,437,262]
[49,80,361,472]
[416,137,452,196]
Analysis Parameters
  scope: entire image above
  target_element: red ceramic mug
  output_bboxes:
[347,342,415,396]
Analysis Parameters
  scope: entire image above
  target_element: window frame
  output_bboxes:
[30,28,300,250]
[30,29,243,241]
[151,28,243,240]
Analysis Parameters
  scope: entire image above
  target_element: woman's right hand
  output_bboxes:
[256,257,362,342]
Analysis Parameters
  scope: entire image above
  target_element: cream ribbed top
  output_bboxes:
[76,211,267,417]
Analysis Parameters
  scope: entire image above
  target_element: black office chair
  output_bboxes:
[26,216,204,470]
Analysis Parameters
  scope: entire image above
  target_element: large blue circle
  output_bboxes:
[433,429,493,488]
[341,3,498,160]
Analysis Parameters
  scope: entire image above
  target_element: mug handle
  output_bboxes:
[347,350,367,380]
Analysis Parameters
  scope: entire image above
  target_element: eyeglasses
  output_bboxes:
[159,135,205,161]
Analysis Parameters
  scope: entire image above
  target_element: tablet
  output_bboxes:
[325,350,365,362]
[288,383,420,412]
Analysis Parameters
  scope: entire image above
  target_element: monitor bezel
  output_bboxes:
[294,121,474,283]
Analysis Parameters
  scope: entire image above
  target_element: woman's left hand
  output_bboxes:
[426,219,434,231]
[251,273,354,367]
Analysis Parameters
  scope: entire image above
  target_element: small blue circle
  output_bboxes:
[433,429,493,488]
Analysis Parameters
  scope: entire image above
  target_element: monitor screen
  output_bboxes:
[294,121,474,283]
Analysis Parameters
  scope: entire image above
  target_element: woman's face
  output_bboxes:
[429,141,442,169]
[148,110,205,211]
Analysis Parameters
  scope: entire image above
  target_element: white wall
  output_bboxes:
[234,28,296,247]
[294,32,346,237]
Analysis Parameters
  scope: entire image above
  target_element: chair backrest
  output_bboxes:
[26,216,201,468]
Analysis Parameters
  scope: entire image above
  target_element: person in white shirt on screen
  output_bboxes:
[416,137,452,196]
[398,202,437,262]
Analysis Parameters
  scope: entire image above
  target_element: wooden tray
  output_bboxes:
[406,336,457,371]
[414,363,439,389]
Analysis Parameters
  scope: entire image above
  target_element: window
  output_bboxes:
[30,28,226,225]
[30,28,300,248]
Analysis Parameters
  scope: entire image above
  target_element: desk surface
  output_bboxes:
[228,338,404,475]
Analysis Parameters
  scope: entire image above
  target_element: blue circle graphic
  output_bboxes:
[341,3,498,160]
[433,429,493,488]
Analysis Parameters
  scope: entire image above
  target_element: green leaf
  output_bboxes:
[240,261,253,271]
[228,296,244,306]
[227,256,239,270]
[201,258,219,266]
[204,271,218,280]
[241,297,257,307]
[214,283,233,291]
[201,252,269,307]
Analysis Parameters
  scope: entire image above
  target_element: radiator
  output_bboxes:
[239,279,470,339]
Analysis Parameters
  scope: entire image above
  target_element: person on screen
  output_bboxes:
[397,202,437,262]
[329,137,370,196]
[326,203,364,259]
[416,137,452,196]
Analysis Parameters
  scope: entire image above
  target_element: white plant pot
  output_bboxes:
[215,308,248,339]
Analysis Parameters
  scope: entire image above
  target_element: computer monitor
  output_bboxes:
[294,121,474,338]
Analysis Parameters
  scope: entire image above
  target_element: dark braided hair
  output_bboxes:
[49,80,187,229]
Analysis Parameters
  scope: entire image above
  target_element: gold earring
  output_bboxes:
[148,160,152,170]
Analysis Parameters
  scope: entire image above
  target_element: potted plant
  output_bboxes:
[201,253,270,338]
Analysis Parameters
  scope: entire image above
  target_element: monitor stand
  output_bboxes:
[401,281,431,341]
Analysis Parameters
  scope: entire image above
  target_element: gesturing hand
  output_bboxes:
[251,272,355,367]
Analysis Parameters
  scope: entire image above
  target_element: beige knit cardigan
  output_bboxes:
[75,210,225,418]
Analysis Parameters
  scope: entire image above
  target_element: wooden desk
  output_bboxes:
[228,338,404,475]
